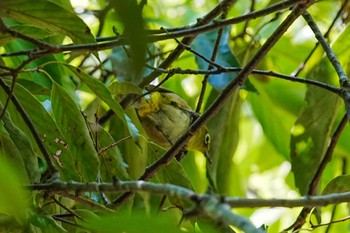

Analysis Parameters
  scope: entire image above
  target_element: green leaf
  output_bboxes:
[0,24,53,45]
[96,124,130,181]
[0,127,30,182]
[323,175,350,194]
[79,210,180,233]
[110,0,147,84]
[109,82,142,95]
[63,65,127,126]
[11,82,77,180]
[0,102,40,183]
[248,79,292,158]
[0,158,29,225]
[0,0,95,44]
[110,44,156,84]
[51,83,99,181]
[30,211,67,233]
[290,60,341,195]
[16,79,50,96]
[206,91,242,195]
[148,143,193,208]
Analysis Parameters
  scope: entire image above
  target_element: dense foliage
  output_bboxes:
[1,0,350,232]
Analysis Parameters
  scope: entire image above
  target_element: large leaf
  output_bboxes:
[139,140,194,209]
[206,91,242,195]
[0,23,53,45]
[3,39,74,94]
[63,65,127,126]
[0,158,29,225]
[110,44,157,84]
[0,102,40,183]
[77,210,180,233]
[51,83,99,181]
[95,124,130,181]
[147,144,194,208]
[0,126,30,182]
[248,78,295,158]
[322,175,350,195]
[11,82,77,180]
[110,0,147,84]
[30,211,67,233]
[0,0,95,44]
[290,60,341,195]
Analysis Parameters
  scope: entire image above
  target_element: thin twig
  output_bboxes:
[0,58,33,119]
[58,192,114,212]
[144,66,341,95]
[164,28,225,70]
[51,197,83,220]
[98,135,132,154]
[52,216,82,228]
[311,215,350,230]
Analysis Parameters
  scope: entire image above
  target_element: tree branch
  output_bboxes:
[0,0,303,59]
[26,180,350,209]
[27,180,264,233]
[303,10,349,86]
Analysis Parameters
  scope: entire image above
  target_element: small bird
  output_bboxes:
[135,85,211,162]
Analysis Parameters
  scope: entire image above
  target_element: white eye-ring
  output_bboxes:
[204,133,211,145]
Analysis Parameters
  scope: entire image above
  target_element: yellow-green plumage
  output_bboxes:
[136,86,210,161]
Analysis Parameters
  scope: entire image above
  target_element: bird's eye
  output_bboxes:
[204,133,211,145]
[170,101,178,107]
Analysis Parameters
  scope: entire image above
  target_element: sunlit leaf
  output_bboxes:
[0,126,30,181]
[79,210,180,233]
[109,82,142,96]
[0,0,95,44]
[0,158,29,225]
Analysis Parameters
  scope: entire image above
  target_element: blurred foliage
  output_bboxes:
[0,0,350,232]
